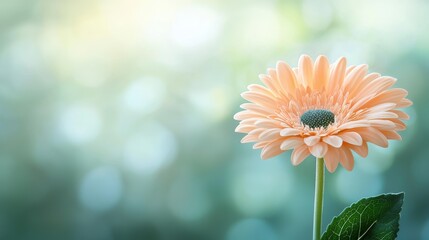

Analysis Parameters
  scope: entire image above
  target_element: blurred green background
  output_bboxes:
[0,0,428,239]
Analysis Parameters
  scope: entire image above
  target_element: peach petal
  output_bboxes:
[338,120,370,130]
[345,142,368,158]
[233,111,265,121]
[235,124,255,133]
[357,127,388,148]
[248,128,264,135]
[397,98,413,108]
[280,137,303,150]
[299,55,314,88]
[390,118,406,131]
[304,136,321,146]
[356,76,396,99]
[339,147,354,171]
[390,110,410,120]
[385,88,408,99]
[261,140,283,160]
[236,103,273,117]
[276,61,297,93]
[338,132,362,145]
[239,103,273,115]
[280,128,302,137]
[253,142,267,149]
[348,94,378,112]
[366,111,398,119]
[255,119,282,128]
[259,128,281,141]
[291,145,310,166]
[366,103,397,113]
[241,92,276,107]
[381,130,402,140]
[345,65,356,75]
[328,57,346,91]
[323,135,343,148]
[324,147,339,173]
[309,142,328,158]
[260,70,280,93]
[368,119,396,130]
[247,83,271,94]
[313,55,329,91]
[362,89,408,108]
[239,118,259,126]
[241,134,259,143]
[344,64,368,89]
[349,72,380,98]
[370,76,398,92]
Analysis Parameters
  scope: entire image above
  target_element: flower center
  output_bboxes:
[300,109,335,129]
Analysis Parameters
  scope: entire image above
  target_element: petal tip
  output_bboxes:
[326,167,336,173]
[338,56,347,62]
[258,74,266,79]
[276,60,286,67]
[324,162,337,173]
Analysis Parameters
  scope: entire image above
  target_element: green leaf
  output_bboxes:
[321,193,404,240]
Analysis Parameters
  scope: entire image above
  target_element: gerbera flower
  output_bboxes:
[234,55,412,172]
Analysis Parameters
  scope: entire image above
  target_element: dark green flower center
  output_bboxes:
[300,109,335,129]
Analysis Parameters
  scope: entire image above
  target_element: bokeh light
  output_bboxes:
[123,122,176,174]
[170,5,223,49]
[229,157,294,216]
[79,166,122,212]
[121,77,166,115]
[58,104,102,144]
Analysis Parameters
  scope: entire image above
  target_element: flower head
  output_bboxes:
[234,55,412,172]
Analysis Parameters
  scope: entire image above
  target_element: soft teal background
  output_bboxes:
[0,0,427,239]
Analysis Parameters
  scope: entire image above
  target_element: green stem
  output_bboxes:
[313,157,325,240]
